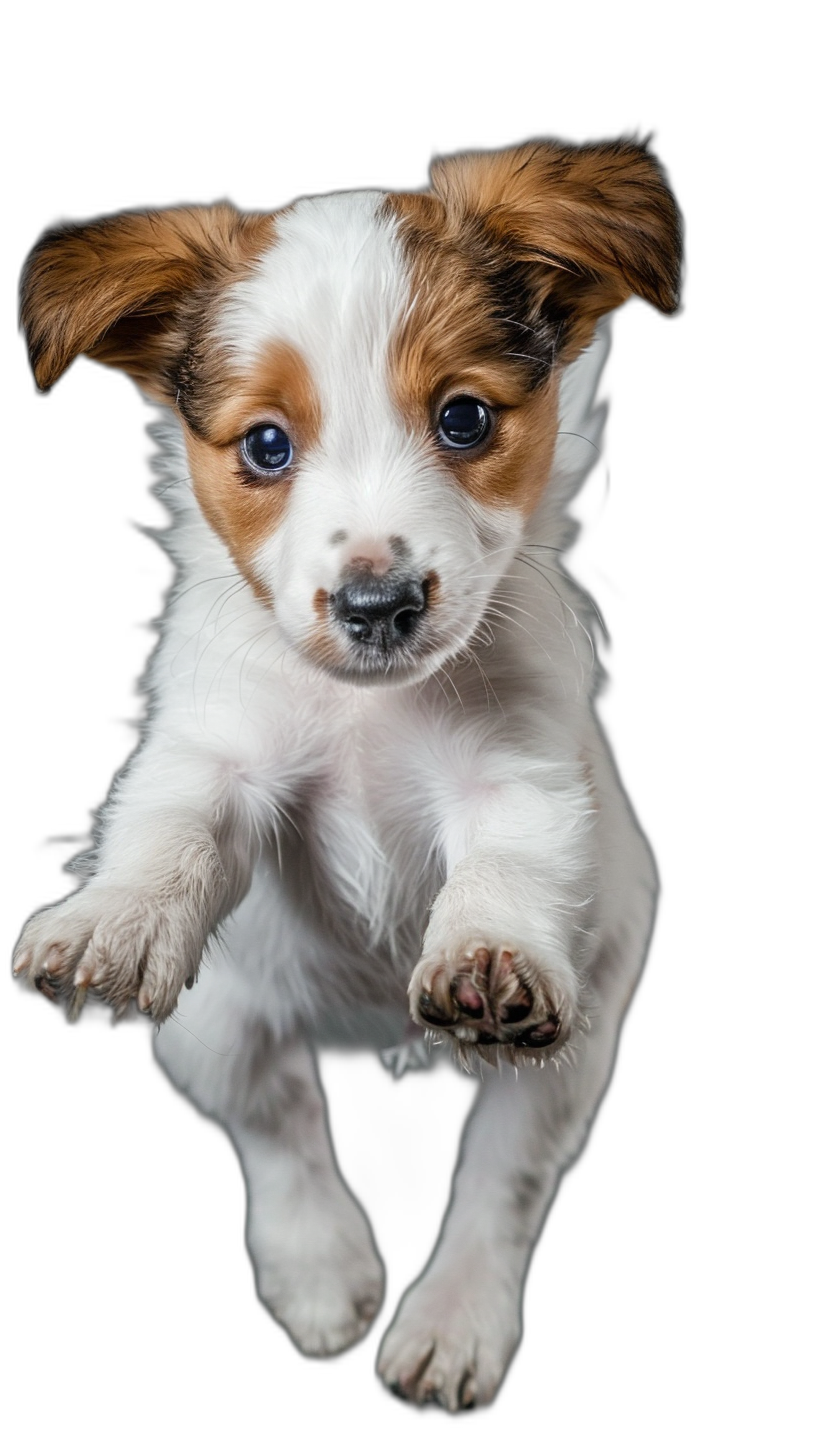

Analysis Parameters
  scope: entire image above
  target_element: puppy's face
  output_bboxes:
[21,142,681,686]
[182,191,566,685]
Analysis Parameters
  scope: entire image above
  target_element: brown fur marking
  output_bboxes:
[183,339,319,591]
[21,208,324,597]
[428,137,682,360]
[20,204,275,398]
[385,139,679,515]
[385,191,561,513]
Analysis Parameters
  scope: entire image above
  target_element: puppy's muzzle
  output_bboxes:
[330,570,427,654]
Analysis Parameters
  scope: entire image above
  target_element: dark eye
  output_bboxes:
[438,396,492,449]
[241,423,293,474]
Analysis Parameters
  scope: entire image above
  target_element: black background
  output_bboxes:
[7,93,725,1444]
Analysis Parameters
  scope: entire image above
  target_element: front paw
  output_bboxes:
[408,939,575,1063]
[13,884,205,1022]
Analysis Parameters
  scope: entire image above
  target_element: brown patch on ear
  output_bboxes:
[427,137,682,361]
[20,204,274,398]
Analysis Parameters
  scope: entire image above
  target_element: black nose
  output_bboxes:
[330,572,427,650]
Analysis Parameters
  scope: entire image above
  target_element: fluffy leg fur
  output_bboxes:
[378,725,656,1408]
[155,972,385,1357]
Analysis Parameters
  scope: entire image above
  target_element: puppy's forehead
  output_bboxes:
[218,191,409,385]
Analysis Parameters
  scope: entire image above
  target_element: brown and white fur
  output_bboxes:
[14,140,681,1410]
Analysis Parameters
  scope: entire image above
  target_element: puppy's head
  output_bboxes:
[21,140,681,686]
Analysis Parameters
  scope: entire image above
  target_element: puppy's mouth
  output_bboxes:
[306,568,448,685]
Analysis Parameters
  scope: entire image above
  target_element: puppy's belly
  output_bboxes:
[219,822,433,1034]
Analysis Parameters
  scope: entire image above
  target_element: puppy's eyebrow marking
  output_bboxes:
[330,530,348,545]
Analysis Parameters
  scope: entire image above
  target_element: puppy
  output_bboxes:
[14,139,681,1410]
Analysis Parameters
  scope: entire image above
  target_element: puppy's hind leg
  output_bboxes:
[155,980,385,1357]
[376,1009,619,1408]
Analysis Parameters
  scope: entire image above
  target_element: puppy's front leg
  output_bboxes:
[13,734,256,1020]
[410,765,596,1059]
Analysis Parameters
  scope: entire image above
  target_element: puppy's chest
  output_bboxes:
[286,723,438,949]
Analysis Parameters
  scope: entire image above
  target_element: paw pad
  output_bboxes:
[410,943,566,1057]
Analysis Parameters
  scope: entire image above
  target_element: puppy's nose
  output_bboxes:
[331,572,426,649]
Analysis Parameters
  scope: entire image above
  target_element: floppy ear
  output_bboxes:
[20,204,271,399]
[430,138,682,361]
